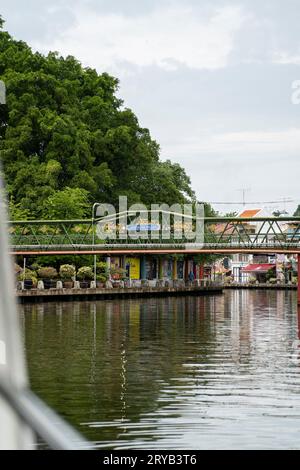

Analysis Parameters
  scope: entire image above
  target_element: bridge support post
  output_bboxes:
[141,255,146,280]
[172,259,177,280]
[184,258,189,281]
[158,258,163,280]
[298,254,300,306]
[106,256,111,280]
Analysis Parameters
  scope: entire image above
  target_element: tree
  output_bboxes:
[43,187,90,219]
[0,17,196,218]
[8,196,31,220]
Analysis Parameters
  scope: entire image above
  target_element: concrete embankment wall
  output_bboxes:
[224,284,296,290]
[16,286,224,303]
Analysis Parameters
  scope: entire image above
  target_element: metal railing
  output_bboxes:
[7,215,300,253]
[0,175,89,450]
[0,380,88,450]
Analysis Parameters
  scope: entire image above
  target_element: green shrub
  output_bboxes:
[19,269,37,285]
[59,264,76,280]
[96,261,109,275]
[77,266,93,280]
[97,274,107,283]
[31,262,41,271]
[38,267,58,279]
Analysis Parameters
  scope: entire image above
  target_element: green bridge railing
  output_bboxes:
[6,215,300,253]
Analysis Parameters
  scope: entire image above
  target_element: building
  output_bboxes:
[230,208,275,283]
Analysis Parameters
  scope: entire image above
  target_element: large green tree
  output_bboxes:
[0,16,195,219]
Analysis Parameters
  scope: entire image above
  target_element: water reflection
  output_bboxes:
[20,290,300,449]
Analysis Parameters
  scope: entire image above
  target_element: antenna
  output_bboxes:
[237,188,251,207]
[278,197,291,213]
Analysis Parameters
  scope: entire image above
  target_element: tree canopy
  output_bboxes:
[0,16,196,220]
[294,205,300,217]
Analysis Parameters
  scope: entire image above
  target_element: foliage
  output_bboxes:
[294,205,300,217]
[43,187,90,219]
[77,266,93,280]
[8,196,31,220]
[110,267,127,280]
[97,274,108,283]
[266,268,275,281]
[37,266,58,279]
[59,264,75,279]
[96,261,109,276]
[224,276,233,285]
[0,17,195,219]
[19,268,37,283]
[224,211,238,217]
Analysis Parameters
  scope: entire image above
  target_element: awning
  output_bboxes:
[242,264,276,273]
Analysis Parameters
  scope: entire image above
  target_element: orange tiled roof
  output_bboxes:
[239,209,261,218]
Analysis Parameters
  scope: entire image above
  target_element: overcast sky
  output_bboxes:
[1,0,300,214]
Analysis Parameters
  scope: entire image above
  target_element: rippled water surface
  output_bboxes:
[21,290,300,449]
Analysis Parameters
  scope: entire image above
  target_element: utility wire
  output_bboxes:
[207,199,294,205]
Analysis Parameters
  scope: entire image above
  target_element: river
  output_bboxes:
[20,290,300,450]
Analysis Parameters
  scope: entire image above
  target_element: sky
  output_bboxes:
[1,0,300,214]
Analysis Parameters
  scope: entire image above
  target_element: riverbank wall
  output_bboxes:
[16,285,224,303]
[224,284,296,290]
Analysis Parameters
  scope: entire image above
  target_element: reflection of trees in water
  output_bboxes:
[21,297,223,442]
[20,292,297,445]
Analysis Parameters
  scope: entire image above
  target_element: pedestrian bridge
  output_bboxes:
[7,214,300,255]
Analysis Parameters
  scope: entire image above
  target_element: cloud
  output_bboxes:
[162,127,300,160]
[33,4,246,71]
[272,51,300,66]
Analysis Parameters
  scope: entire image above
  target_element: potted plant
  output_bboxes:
[77,266,93,288]
[110,267,127,287]
[224,275,233,286]
[96,261,109,287]
[96,274,107,288]
[19,269,38,290]
[37,266,58,289]
[59,264,76,288]
[291,276,297,286]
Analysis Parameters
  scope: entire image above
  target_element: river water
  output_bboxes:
[20,290,300,450]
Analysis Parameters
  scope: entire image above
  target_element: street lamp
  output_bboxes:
[92,203,101,284]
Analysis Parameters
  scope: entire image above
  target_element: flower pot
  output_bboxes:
[96,281,105,289]
[80,281,89,289]
[42,279,51,289]
[63,281,73,289]
[24,279,33,290]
